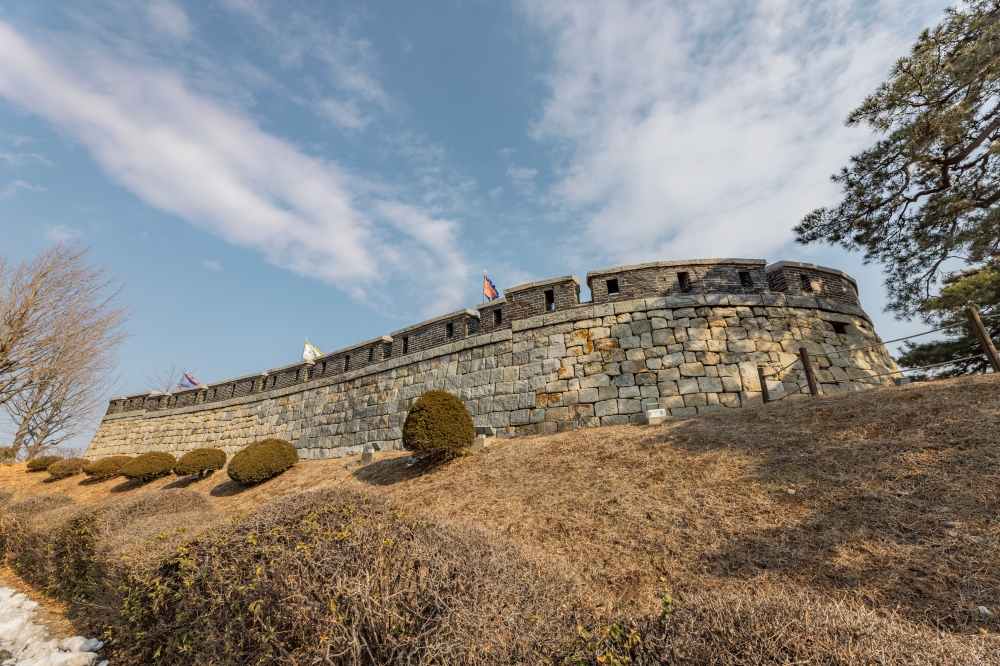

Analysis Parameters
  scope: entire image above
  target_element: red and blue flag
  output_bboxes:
[483,272,499,301]
[178,373,201,390]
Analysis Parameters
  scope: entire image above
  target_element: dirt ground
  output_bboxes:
[2,374,998,637]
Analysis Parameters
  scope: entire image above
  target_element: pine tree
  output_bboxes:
[796,1,1000,319]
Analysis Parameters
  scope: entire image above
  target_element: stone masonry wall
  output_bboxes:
[84,288,899,461]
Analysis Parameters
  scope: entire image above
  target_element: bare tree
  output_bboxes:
[142,364,198,394]
[1,244,130,459]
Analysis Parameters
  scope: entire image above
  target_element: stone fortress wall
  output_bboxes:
[84,259,900,460]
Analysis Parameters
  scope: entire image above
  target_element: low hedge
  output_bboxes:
[175,448,226,477]
[402,390,475,458]
[26,455,61,472]
[83,456,133,480]
[47,457,88,480]
[227,439,298,485]
[120,452,176,481]
[0,446,16,464]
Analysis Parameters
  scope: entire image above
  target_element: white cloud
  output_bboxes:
[45,224,81,242]
[217,0,391,134]
[0,151,51,166]
[0,179,45,199]
[520,0,948,263]
[506,164,538,194]
[489,186,504,198]
[148,0,192,40]
[201,259,223,271]
[0,20,468,313]
[496,147,516,156]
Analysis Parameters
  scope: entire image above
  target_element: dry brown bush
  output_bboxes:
[113,488,587,664]
[2,376,1000,663]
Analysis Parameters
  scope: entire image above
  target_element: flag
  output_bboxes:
[177,373,200,390]
[483,271,499,302]
[302,339,323,362]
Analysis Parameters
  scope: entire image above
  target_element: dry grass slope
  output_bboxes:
[0,375,998,663]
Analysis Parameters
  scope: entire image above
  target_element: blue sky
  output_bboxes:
[0,0,952,446]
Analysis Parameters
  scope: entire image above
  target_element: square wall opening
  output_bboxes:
[544,289,555,311]
[678,271,692,293]
[606,278,619,297]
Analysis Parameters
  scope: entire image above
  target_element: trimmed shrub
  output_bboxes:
[175,448,226,477]
[227,439,298,485]
[402,390,475,458]
[47,458,88,480]
[26,455,61,472]
[83,456,133,481]
[120,452,176,482]
[0,446,16,464]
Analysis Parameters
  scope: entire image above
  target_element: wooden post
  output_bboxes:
[757,366,770,404]
[964,307,1000,373]
[799,346,819,397]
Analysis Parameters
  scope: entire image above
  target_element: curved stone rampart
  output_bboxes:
[84,259,899,460]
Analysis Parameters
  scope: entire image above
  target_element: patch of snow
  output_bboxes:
[0,588,107,665]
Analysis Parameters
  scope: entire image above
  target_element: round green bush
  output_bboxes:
[402,390,475,458]
[83,455,133,480]
[47,457,88,479]
[26,455,61,472]
[227,439,298,485]
[175,448,227,477]
[120,452,177,481]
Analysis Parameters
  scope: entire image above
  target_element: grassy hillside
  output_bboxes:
[1,376,999,663]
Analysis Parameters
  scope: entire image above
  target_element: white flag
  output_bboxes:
[302,339,322,362]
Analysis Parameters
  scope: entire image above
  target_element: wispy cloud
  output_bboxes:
[201,259,223,271]
[147,0,192,40]
[0,20,469,315]
[45,224,81,242]
[0,179,45,199]
[0,151,52,166]
[520,0,946,263]
[506,164,537,195]
[217,0,391,134]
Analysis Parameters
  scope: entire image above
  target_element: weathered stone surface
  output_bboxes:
[88,261,898,460]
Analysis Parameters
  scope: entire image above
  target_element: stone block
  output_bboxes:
[670,406,698,417]
[697,376,724,393]
[651,329,676,346]
[579,388,599,403]
[618,335,642,350]
[601,415,630,426]
[634,372,657,385]
[657,367,680,381]
[679,362,706,377]
[684,393,707,407]
[595,399,619,417]
[621,360,647,374]
[678,378,700,395]
[661,352,685,368]
[619,399,641,414]
[580,373,611,389]
[618,385,640,399]
[613,373,636,387]
[717,392,740,407]
[611,323,633,338]
[657,380,679,396]
[597,385,619,400]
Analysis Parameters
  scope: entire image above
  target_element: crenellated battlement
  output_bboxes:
[86,257,892,461]
[105,258,862,417]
